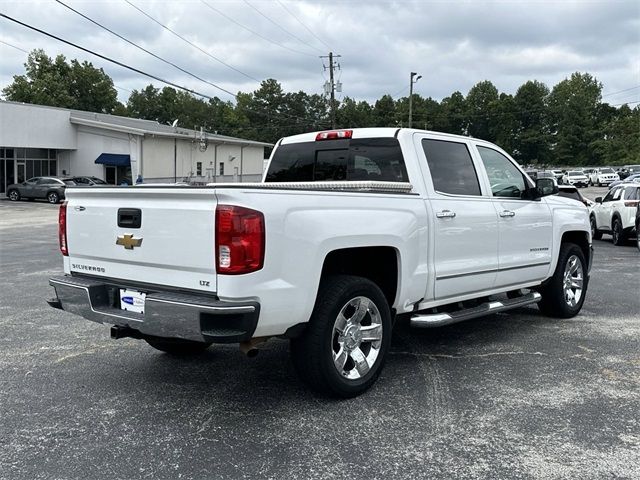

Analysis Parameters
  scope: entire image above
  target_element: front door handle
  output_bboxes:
[499,210,516,218]
[436,210,456,218]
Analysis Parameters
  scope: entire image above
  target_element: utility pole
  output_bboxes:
[321,52,341,128]
[408,72,422,128]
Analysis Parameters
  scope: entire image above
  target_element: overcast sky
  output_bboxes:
[1,0,639,107]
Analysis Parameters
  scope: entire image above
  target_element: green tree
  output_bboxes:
[548,72,603,165]
[373,94,397,127]
[439,91,466,135]
[493,93,518,155]
[336,97,374,128]
[512,80,551,165]
[466,80,500,142]
[2,49,119,113]
[595,104,640,165]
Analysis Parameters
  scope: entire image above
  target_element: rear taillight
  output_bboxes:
[215,205,265,274]
[624,200,639,207]
[59,201,68,256]
[315,129,353,141]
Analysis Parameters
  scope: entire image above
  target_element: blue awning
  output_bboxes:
[95,153,130,166]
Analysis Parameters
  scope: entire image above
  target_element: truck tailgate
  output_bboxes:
[64,187,217,292]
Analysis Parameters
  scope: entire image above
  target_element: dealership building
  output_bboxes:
[0,100,272,194]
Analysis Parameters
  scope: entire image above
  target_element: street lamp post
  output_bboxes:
[408,72,422,128]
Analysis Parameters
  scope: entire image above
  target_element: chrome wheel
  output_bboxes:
[331,296,383,380]
[563,255,584,308]
[47,192,59,204]
[8,190,19,201]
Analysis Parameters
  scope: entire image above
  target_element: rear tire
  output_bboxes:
[145,337,212,355]
[8,189,20,201]
[590,216,602,240]
[612,218,625,246]
[290,275,392,398]
[636,223,640,252]
[538,243,588,318]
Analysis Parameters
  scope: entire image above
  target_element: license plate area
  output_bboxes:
[119,289,146,314]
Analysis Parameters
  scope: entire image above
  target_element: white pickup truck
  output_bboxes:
[48,128,592,397]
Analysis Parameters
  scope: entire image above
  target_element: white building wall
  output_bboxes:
[0,102,76,149]
[64,125,136,178]
[141,137,265,183]
[0,101,268,185]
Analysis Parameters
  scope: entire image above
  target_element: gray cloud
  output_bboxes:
[1,0,638,105]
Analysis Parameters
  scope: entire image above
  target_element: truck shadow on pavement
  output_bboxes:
[92,304,559,402]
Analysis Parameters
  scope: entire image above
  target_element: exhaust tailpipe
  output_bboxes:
[239,337,270,357]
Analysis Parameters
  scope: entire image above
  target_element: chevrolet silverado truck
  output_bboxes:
[48,128,592,397]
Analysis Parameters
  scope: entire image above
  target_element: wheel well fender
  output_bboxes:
[283,246,400,339]
[320,246,399,307]
[611,213,621,228]
[560,231,590,267]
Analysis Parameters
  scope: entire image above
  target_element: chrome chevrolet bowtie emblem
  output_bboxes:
[116,234,143,250]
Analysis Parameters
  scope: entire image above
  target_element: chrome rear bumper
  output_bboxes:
[48,275,259,343]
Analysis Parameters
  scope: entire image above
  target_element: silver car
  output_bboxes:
[6,177,75,204]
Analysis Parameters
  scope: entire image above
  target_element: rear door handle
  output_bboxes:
[436,210,456,218]
[499,210,516,218]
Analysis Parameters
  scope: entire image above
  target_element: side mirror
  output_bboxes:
[535,177,558,197]
[595,197,602,203]
[22,182,27,186]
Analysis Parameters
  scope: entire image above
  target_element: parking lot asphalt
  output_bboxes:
[1,190,639,480]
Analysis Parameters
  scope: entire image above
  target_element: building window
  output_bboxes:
[196,162,202,176]
[219,162,224,176]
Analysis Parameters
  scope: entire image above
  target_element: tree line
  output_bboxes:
[3,49,638,166]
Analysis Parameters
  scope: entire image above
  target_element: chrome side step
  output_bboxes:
[410,292,542,328]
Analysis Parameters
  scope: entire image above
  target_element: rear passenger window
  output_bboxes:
[624,187,639,200]
[421,139,481,196]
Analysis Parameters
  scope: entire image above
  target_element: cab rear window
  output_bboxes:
[265,138,408,183]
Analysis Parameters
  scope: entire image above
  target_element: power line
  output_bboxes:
[390,86,409,99]
[0,39,29,53]
[602,85,640,98]
[0,15,328,128]
[54,0,238,99]
[242,0,323,54]
[0,13,225,101]
[123,0,261,83]
[199,0,316,58]
[275,0,332,51]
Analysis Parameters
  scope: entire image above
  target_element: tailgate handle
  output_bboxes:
[118,208,142,228]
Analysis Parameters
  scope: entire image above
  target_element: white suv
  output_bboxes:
[589,167,620,187]
[562,170,589,188]
[590,183,640,245]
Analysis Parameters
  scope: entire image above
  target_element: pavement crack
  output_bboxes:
[389,350,549,359]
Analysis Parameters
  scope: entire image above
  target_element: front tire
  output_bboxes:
[612,218,625,246]
[47,191,60,204]
[538,243,588,318]
[290,275,392,398]
[145,337,212,355]
[8,189,20,201]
